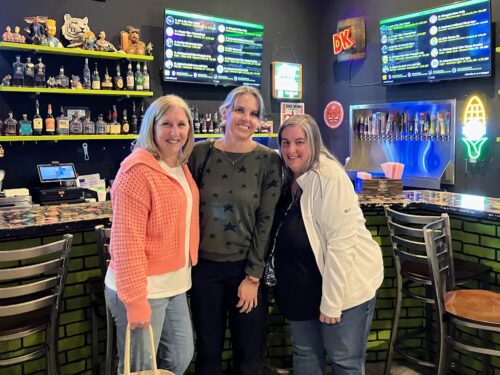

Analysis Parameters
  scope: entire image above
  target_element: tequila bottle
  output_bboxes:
[34,57,46,88]
[134,62,143,91]
[33,99,43,135]
[82,112,95,134]
[56,106,70,135]
[19,114,33,135]
[102,67,113,90]
[126,63,134,90]
[56,67,69,88]
[83,58,91,89]
[45,104,56,135]
[24,57,35,87]
[142,63,150,91]
[4,111,18,135]
[114,64,124,90]
[95,114,107,135]
[121,109,130,134]
[130,101,139,134]
[12,55,24,87]
[69,113,83,134]
[92,63,101,90]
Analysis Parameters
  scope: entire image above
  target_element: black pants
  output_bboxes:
[190,258,268,375]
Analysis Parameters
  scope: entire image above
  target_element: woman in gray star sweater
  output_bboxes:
[189,86,282,375]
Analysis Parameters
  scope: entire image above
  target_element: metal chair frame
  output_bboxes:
[0,234,73,374]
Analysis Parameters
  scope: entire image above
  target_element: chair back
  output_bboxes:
[0,234,73,322]
[95,225,112,279]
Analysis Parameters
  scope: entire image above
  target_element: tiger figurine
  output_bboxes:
[61,14,91,48]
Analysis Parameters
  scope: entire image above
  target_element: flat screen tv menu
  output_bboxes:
[164,9,264,87]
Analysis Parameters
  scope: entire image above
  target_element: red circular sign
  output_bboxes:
[323,100,344,129]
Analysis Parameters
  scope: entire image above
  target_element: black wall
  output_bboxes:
[0,0,321,189]
[317,0,500,197]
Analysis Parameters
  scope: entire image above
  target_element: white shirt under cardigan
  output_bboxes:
[105,161,193,298]
[295,153,384,318]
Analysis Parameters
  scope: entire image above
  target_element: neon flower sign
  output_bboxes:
[462,95,488,162]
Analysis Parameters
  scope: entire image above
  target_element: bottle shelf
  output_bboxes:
[194,133,277,139]
[0,41,154,61]
[0,86,153,97]
[0,134,138,142]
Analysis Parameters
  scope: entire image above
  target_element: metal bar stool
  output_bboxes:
[90,225,115,375]
[384,207,491,375]
[424,219,500,375]
[0,234,73,375]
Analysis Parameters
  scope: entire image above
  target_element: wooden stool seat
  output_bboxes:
[445,289,500,325]
[402,259,491,283]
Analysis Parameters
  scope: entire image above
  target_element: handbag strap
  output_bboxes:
[196,139,214,186]
[124,323,158,375]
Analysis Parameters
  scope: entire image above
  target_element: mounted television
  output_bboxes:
[163,9,264,87]
[379,0,492,85]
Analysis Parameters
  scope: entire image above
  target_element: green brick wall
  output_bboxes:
[1,208,499,374]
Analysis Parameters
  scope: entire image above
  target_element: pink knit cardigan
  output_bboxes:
[109,148,199,323]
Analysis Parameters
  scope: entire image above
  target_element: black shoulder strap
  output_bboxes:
[196,140,214,186]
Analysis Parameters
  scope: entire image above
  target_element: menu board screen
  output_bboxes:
[379,0,491,85]
[164,9,264,87]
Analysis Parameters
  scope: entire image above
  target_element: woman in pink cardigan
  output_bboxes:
[105,95,199,374]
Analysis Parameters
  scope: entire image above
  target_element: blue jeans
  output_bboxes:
[105,287,194,375]
[288,297,376,375]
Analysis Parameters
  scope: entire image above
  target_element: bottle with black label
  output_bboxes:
[131,101,139,134]
[69,113,83,135]
[121,109,130,134]
[34,57,46,88]
[12,55,24,87]
[33,99,43,135]
[82,112,95,134]
[193,105,201,134]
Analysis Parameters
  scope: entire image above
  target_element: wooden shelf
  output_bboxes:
[0,135,138,142]
[195,133,277,139]
[0,41,153,61]
[0,86,153,97]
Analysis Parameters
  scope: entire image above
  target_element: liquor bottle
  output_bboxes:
[18,114,33,135]
[34,57,46,88]
[114,64,124,90]
[0,119,3,136]
[193,106,201,134]
[95,114,107,135]
[4,111,18,135]
[56,66,70,88]
[33,99,43,135]
[408,112,414,136]
[111,105,120,134]
[126,63,134,90]
[207,112,214,133]
[142,63,150,91]
[121,109,130,134]
[139,102,145,131]
[130,101,139,134]
[106,110,112,134]
[56,106,70,135]
[83,58,91,89]
[82,112,95,134]
[213,111,219,133]
[69,113,83,134]
[92,63,101,90]
[24,57,35,87]
[45,104,56,135]
[12,55,24,87]
[102,67,113,90]
[134,62,143,91]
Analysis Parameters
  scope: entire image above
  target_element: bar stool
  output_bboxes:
[424,218,500,375]
[0,234,73,375]
[89,225,115,375]
[383,207,491,375]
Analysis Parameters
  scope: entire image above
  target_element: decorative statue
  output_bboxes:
[82,31,97,50]
[24,16,48,45]
[146,42,153,55]
[95,31,117,52]
[1,75,12,86]
[120,25,146,55]
[44,19,63,48]
[61,14,91,48]
[71,75,82,89]
[46,76,56,88]
[2,26,13,42]
[12,26,26,43]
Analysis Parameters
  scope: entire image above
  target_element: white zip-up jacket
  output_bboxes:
[296,154,384,318]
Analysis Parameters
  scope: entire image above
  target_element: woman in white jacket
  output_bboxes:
[269,114,384,375]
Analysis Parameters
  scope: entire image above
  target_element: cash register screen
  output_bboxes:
[37,164,77,183]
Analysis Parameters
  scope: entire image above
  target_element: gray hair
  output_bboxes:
[219,86,265,126]
[278,114,339,183]
[134,95,194,165]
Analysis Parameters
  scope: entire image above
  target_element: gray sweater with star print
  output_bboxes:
[189,140,282,278]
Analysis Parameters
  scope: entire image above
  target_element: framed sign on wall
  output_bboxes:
[272,62,302,100]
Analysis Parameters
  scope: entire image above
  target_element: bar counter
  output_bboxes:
[0,191,499,374]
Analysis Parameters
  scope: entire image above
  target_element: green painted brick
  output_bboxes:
[64,284,85,298]
[84,255,101,269]
[66,345,92,362]
[464,222,496,236]
[1,365,22,375]
[58,335,85,351]
[45,232,83,245]
[66,269,100,285]
[23,358,46,374]
[377,288,396,299]
[60,309,86,325]
[0,238,41,251]
[480,236,500,249]
[377,329,391,340]
[83,230,97,243]
[481,259,500,273]
[68,258,84,272]
[65,321,91,336]
[451,230,479,244]
[70,244,98,258]
[450,218,463,230]
[22,332,45,347]
[364,215,388,226]
[65,295,91,310]
[0,339,22,352]
[60,359,87,374]
[463,244,496,260]
[452,239,463,251]
[377,309,395,320]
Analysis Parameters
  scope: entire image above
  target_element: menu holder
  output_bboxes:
[355,178,403,197]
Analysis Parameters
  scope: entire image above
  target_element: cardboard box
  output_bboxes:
[355,178,403,197]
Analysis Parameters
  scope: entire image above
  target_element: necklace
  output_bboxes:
[220,149,249,165]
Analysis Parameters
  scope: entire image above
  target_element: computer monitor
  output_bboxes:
[37,163,77,183]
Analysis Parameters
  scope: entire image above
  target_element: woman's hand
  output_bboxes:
[129,320,150,329]
[320,313,341,325]
[236,276,260,313]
